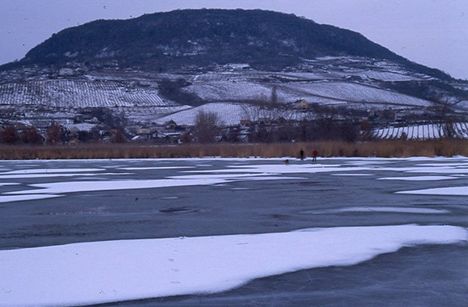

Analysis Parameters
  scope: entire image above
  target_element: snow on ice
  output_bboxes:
[398,186,468,196]
[0,168,105,174]
[0,194,63,203]
[0,225,466,306]
[305,206,449,214]
[378,176,458,181]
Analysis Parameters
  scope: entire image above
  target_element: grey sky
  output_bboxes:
[1,0,467,79]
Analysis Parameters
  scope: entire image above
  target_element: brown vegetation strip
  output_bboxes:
[0,140,467,160]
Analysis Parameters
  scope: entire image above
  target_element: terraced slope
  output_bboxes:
[0,80,171,108]
[372,122,468,140]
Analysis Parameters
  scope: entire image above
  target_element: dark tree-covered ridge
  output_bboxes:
[10,9,449,79]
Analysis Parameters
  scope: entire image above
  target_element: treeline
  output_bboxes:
[0,123,126,145]
[246,118,361,143]
[173,110,363,144]
[0,125,44,145]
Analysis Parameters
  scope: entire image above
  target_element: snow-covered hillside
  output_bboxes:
[0,80,171,108]
[278,82,430,107]
[182,80,431,108]
[372,122,468,140]
[156,103,248,126]
[0,56,466,129]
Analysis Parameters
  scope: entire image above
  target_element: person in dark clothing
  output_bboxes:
[312,149,318,162]
[299,149,305,160]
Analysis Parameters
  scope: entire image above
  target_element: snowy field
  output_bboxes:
[373,122,468,140]
[182,80,431,108]
[0,80,174,108]
[279,81,430,107]
[0,157,467,306]
[156,102,248,126]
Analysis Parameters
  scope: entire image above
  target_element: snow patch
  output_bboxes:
[0,194,62,203]
[397,186,468,196]
[7,178,228,195]
[379,176,458,181]
[0,173,131,179]
[306,206,449,214]
[0,168,104,174]
[332,173,372,177]
[0,225,465,306]
[118,167,192,171]
[407,168,468,174]
[188,164,369,175]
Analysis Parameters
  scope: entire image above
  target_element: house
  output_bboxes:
[223,63,251,71]
[158,131,184,144]
[240,119,252,126]
[164,120,178,130]
[293,99,310,111]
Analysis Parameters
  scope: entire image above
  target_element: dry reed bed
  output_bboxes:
[0,140,467,160]
[0,140,468,160]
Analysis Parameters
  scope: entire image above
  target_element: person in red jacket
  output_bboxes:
[312,149,318,162]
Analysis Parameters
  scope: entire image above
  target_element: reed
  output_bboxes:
[0,140,467,160]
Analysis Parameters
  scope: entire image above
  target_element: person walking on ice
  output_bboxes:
[299,149,305,161]
[312,149,318,162]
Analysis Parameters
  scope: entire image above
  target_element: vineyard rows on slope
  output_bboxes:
[372,122,468,140]
[183,81,279,102]
[0,80,173,108]
[280,82,431,107]
[183,78,431,108]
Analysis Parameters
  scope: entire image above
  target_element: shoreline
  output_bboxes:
[0,140,467,160]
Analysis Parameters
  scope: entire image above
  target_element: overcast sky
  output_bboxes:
[1,0,467,79]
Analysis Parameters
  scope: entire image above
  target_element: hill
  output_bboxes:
[4,9,446,79]
[0,9,467,142]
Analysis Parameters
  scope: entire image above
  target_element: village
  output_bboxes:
[1,97,463,145]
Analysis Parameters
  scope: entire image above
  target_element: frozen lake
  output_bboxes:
[0,157,467,306]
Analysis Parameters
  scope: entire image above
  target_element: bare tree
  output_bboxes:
[179,131,193,144]
[429,94,458,138]
[21,126,43,144]
[194,111,221,143]
[46,122,66,145]
[111,128,127,143]
[1,125,19,144]
[270,85,278,104]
